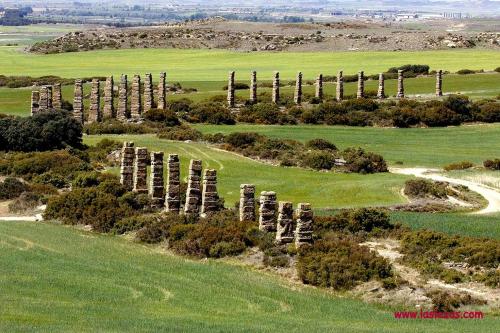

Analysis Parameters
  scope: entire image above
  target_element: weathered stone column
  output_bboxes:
[436,70,443,97]
[276,201,294,245]
[184,159,203,216]
[377,73,385,99]
[133,147,148,194]
[38,86,50,111]
[201,169,219,215]
[144,73,154,112]
[227,71,235,107]
[149,152,165,209]
[272,72,280,104]
[294,72,302,105]
[158,72,167,110]
[30,90,40,116]
[357,71,364,99]
[73,80,84,124]
[120,142,135,191]
[88,79,101,123]
[336,70,344,102]
[397,70,405,98]
[165,154,181,213]
[239,184,256,222]
[295,203,313,247]
[250,71,257,104]
[52,83,62,109]
[259,191,277,232]
[315,74,323,101]
[131,74,142,119]
[117,74,128,121]
[103,76,114,118]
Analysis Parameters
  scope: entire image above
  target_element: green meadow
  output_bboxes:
[84,134,408,210]
[1,46,499,80]
[195,123,500,167]
[1,220,497,332]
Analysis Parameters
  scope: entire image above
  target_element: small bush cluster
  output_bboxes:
[483,159,500,170]
[443,161,474,171]
[426,290,486,312]
[403,179,450,199]
[83,120,153,135]
[0,177,29,200]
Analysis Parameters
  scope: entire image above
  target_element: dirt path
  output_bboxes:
[391,167,500,214]
[0,204,45,222]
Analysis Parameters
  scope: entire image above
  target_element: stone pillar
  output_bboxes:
[357,71,364,99]
[239,184,256,222]
[165,154,181,213]
[149,152,165,209]
[201,169,219,215]
[250,71,257,104]
[38,86,50,111]
[73,80,84,124]
[46,86,53,109]
[397,70,405,98]
[52,83,62,109]
[133,147,148,194]
[315,74,323,100]
[436,70,443,97]
[227,71,235,107]
[294,72,302,105]
[336,70,344,102]
[88,79,101,123]
[131,74,142,119]
[295,203,313,247]
[144,73,154,112]
[158,72,167,110]
[377,73,385,99]
[103,76,114,118]
[272,72,280,104]
[184,159,203,216]
[259,191,277,232]
[117,74,128,121]
[120,142,135,191]
[276,202,294,245]
[30,90,40,116]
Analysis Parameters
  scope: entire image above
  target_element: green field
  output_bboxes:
[84,134,408,210]
[1,220,497,332]
[1,47,499,80]
[2,72,499,116]
[0,24,84,46]
[195,124,500,167]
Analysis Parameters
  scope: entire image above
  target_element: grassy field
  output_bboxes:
[1,46,499,80]
[391,212,500,239]
[446,169,500,190]
[2,72,499,116]
[195,124,500,167]
[1,220,497,332]
[0,24,85,46]
[84,134,408,210]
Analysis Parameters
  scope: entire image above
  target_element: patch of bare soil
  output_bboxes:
[29,18,500,54]
[358,239,500,310]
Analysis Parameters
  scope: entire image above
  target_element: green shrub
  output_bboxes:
[224,132,262,148]
[301,151,336,170]
[347,208,392,233]
[32,171,68,188]
[483,159,500,170]
[157,125,203,141]
[143,108,180,126]
[84,120,152,135]
[443,161,474,171]
[209,241,246,258]
[8,192,41,213]
[238,103,282,124]
[404,179,448,198]
[186,102,235,125]
[0,177,28,200]
[297,237,392,290]
[474,102,500,123]
[387,64,430,75]
[425,290,486,312]
[343,148,388,174]
[456,69,476,75]
[44,188,133,232]
[305,138,337,151]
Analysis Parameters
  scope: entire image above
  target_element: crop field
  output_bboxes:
[0,24,85,46]
[84,134,408,210]
[1,46,499,80]
[1,72,499,116]
[3,220,497,332]
[195,123,500,168]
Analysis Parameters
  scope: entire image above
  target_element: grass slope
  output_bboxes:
[1,221,497,332]
[195,124,500,167]
[1,47,499,80]
[84,134,408,210]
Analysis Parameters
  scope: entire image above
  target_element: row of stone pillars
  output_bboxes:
[30,84,62,116]
[118,143,313,247]
[71,73,168,124]
[226,70,445,106]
